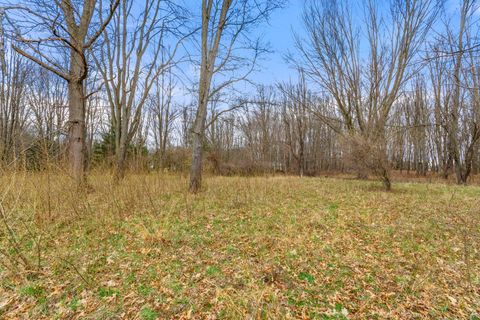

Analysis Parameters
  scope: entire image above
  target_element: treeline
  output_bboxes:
[1,0,479,191]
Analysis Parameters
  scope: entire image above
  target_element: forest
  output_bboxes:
[0,0,479,319]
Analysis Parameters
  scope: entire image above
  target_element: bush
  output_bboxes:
[340,133,391,190]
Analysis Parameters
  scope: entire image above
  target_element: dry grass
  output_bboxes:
[0,172,479,319]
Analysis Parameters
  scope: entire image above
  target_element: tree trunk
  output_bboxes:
[113,113,129,183]
[456,139,478,185]
[68,80,86,185]
[189,130,204,193]
[450,1,467,185]
[455,160,466,185]
[298,140,305,177]
[188,38,211,193]
[114,144,127,182]
[381,169,392,191]
[189,98,209,192]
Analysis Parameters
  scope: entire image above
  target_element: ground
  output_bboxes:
[0,173,479,319]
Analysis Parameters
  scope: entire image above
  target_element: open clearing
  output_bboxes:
[0,174,479,319]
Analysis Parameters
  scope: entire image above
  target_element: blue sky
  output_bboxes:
[251,0,304,85]
[174,0,306,100]
[173,0,467,101]
[252,0,467,86]
[243,0,452,86]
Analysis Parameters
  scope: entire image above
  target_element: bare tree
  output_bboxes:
[295,0,438,190]
[4,0,119,185]
[27,67,68,166]
[428,47,452,178]
[0,43,29,165]
[149,67,179,169]
[93,0,187,181]
[4,0,480,187]
[189,0,284,193]
[444,0,480,184]
[278,71,310,176]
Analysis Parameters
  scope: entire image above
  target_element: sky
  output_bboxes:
[224,0,465,88]
[250,0,467,86]
[249,0,304,85]
[128,0,467,104]
[172,0,306,102]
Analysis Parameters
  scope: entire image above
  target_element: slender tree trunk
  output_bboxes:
[68,79,86,185]
[450,0,468,185]
[114,144,127,182]
[190,132,204,192]
[298,142,304,177]
[113,113,129,182]
[381,169,392,191]
[442,156,451,179]
[458,137,479,184]
[188,0,235,193]
[377,130,391,191]
[189,97,207,193]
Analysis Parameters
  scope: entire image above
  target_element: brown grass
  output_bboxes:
[0,172,479,319]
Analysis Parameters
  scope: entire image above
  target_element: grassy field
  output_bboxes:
[0,173,479,319]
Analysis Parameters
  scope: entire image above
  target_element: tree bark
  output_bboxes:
[189,130,204,193]
[68,79,86,185]
[381,170,392,191]
[189,84,208,193]
[450,0,467,185]
[114,143,127,182]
